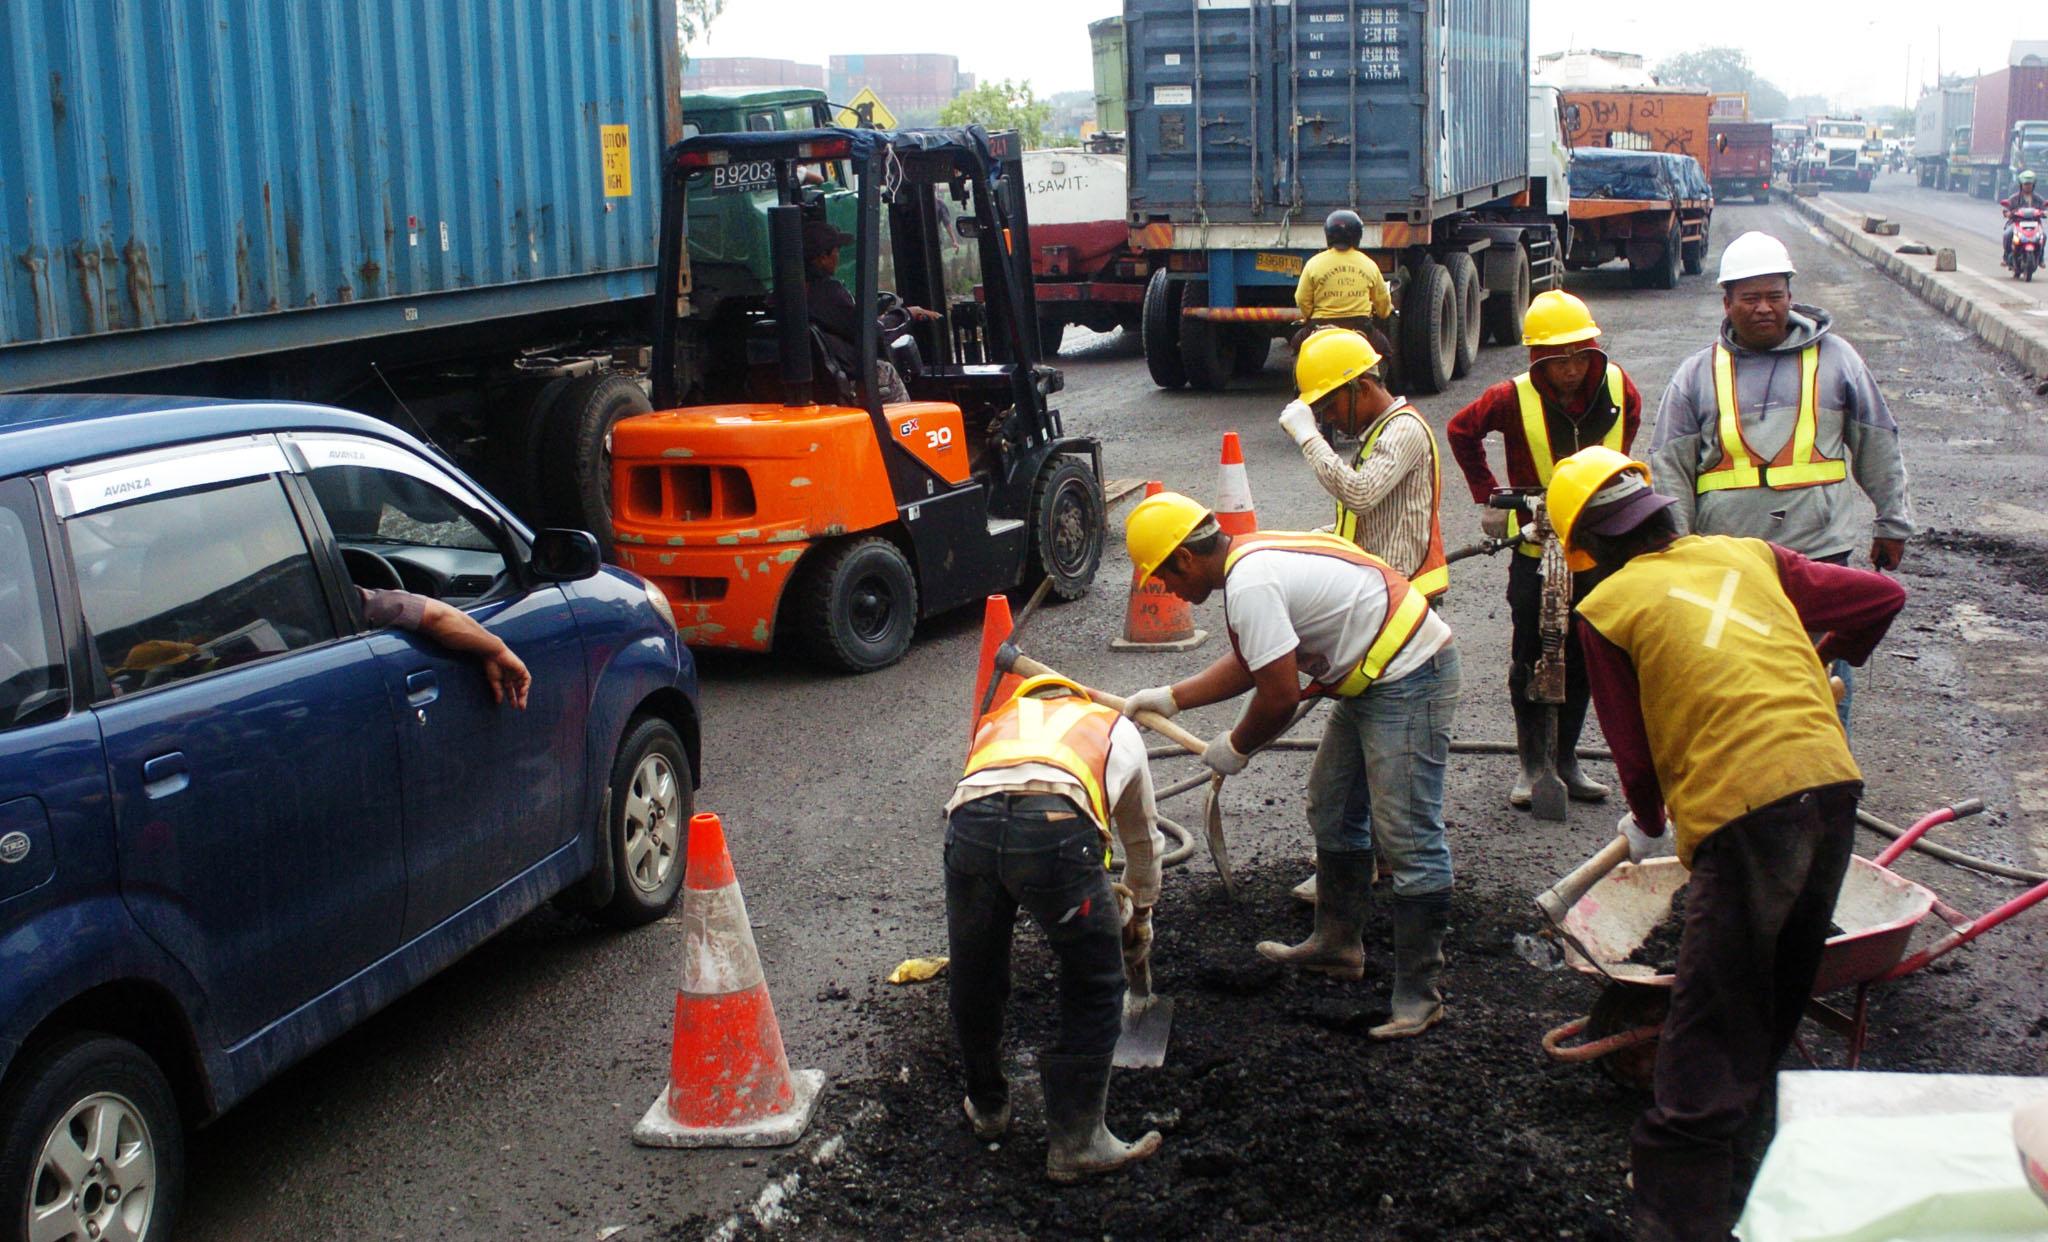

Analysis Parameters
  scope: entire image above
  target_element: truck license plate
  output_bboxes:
[1255,252,1304,276]
[709,160,776,194]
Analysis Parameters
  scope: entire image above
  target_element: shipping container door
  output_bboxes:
[1126,0,1273,221]
[1280,0,1426,216]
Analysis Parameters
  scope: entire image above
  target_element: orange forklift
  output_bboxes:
[614,126,1106,671]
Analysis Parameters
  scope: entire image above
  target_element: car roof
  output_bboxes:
[0,395,433,480]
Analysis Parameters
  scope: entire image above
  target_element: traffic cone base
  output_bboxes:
[635,1068,825,1149]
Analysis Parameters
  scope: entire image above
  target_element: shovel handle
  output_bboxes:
[1535,834,1632,924]
[1003,650,1211,757]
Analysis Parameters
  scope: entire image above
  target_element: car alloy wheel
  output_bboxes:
[621,751,681,895]
[31,1090,159,1242]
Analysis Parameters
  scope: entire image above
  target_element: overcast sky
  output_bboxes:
[687,1,2018,111]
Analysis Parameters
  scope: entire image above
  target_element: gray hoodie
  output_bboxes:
[1650,305,1914,559]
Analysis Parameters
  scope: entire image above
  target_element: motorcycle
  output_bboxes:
[2011,207,2045,281]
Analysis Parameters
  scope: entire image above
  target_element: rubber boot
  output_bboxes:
[1369,893,1448,1040]
[1040,1053,1162,1184]
[1257,850,1372,980]
[1507,666,1549,811]
[1554,696,1610,803]
[963,1088,1011,1140]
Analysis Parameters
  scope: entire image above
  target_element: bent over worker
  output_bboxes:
[1445,290,1640,809]
[946,675,1166,1183]
[1546,447,1906,1242]
[1119,494,1460,1039]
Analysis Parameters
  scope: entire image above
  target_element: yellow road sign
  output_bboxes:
[836,87,897,130]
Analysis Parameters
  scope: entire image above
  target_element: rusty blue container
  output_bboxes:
[0,0,682,390]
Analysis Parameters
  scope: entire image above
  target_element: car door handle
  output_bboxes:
[405,670,439,707]
[141,752,190,799]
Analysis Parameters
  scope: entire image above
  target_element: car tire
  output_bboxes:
[591,715,691,927]
[538,370,653,545]
[1028,456,1104,602]
[796,536,919,673]
[1399,259,1456,395]
[1480,245,1531,347]
[1141,269,1188,390]
[1444,251,1483,378]
[0,1034,183,1242]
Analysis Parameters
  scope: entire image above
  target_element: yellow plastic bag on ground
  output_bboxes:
[887,956,949,984]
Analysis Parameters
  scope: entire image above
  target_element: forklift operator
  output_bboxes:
[803,219,938,404]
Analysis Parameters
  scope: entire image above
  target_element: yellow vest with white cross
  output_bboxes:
[1574,535,1861,866]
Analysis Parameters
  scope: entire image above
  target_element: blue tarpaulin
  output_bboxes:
[1570,148,1711,202]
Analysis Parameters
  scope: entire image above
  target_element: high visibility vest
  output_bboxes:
[1509,365,1628,556]
[1575,535,1861,867]
[1333,403,1449,600]
[1222,531,1431,698]
[1696,343,1847,494]
[961,692,1120,836]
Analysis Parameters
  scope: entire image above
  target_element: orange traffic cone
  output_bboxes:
[1111,482,1209,652]
[1215,432,1258,536]
[969,593,1021,735]
[633,812,824,1148]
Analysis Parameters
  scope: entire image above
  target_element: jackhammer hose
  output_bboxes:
[1147,739,1615,762]
[1111,814,1196,871]
[1856,808,2048,885]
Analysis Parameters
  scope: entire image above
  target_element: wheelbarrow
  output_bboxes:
[1540,800,2048,1087]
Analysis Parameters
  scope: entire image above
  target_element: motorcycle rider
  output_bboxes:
[2001,170,2044,267]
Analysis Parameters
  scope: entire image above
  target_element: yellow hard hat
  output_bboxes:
[1547,446,1651,572]
[1521,290,1601,347]
[1294,327,1382,405]
[1124,490,1212,582]
[1012,673,1090,703]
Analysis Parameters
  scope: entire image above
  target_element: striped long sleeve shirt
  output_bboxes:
[1296,407,1438,580]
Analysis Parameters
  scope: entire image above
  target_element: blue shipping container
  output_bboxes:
[1123,0,1527,231]
[0,0,681,390]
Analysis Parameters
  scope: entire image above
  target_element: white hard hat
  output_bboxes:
[1718,231,1796,286]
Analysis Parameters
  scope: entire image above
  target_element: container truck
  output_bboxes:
[0,0,702,542]
[1090,16,1128,135]
[1022,147,1149,350]
[1915,82,1978,188]
[1121,0,1563,396]
[1952,65,2048,199]
[1708,121,1774,202]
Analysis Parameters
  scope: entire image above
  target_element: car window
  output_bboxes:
[0,481,68,729]
[305,465,515,606]
[67,477,338,700]
[747,110,776,132]
[783,104,814,131]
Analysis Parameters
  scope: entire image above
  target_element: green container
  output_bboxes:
[1090,17,1127,133]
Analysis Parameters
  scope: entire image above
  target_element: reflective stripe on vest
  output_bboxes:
[1509,366,1628,556]
[1222,531,1431,697]
[1332,402,1449,599]
[1696,343,1847,493]
[962,693,1120,837]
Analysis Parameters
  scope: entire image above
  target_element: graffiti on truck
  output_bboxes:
[1566,99,1699,157]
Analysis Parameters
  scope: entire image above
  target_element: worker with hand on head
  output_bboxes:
[1547,447,1905,1242]
[2001,170,2044,265]
[945,675,1166,1183]
[1119,492,1460,1040]
[1445,290,1641,810]
[1289,210,1396,364]
[1650,231,1914,729]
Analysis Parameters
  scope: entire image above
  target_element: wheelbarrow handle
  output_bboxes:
[1872,798,1986,869]
[1541,1015,1664,1064]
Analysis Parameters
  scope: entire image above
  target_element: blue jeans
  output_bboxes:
[1830,658,1853,735]
[1305,645,1461,898]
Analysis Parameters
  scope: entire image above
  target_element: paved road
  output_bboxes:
[177,199,2048,1240]
[1824,169,2048,306]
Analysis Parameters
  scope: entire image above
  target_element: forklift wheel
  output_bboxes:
[1029,457,1105,601]
[796,537,919,673]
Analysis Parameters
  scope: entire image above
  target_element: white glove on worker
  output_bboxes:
[1203,730,1250,776]
[1479,505,1511,541]
[1619,812,1675,864]
[1277,400,1321,447]
[1121,685,1180,721]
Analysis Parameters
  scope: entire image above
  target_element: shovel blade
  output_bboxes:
[1112,995,1175,1068]
[1203,778,1237,899]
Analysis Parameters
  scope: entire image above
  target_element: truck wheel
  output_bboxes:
[1681,236,1706,276]
[1028,456,1104,601]
[0,1034,183,1242]
[1633,224,1681,291]
[1399,259,1456,396]
[1480,245,1531,347]
[796,536,919,673]
[1038,312,1067,357]
[1230,331,1270,377]
[589,715,691,927]
[1178,286,1232,392]
[1141,269,1189,389]
[539,371,653,544]
[1444,252,1483,378]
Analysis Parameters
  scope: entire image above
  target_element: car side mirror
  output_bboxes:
[956,216,982,239]
[530,528,602,581]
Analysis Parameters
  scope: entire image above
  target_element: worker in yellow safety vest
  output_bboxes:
[1118,493,1461,1040]
[1649,230,1915,731]
[1547,446,1906,1242]
[948,674,1166,1182]
[1445,290,1642,809]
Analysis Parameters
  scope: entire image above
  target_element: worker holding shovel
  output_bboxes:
[946,674,1166,1182]
[1546,447,1905,1241]
[1119,492,1460,1040]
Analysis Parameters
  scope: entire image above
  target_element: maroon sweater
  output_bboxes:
[1445,366,1643,503]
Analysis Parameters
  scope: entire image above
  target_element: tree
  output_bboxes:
[1655,46,1792,120]
[676,0,723,57]
[940,80,1053,149]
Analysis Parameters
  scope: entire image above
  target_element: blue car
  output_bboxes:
[0,397,701,1242]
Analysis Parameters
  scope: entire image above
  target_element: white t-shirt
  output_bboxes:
[1224,546,1452,687]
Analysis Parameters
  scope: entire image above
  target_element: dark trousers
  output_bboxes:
[1631,782,1861,1242]
[1507,553,1600,709]
[945,793,1126,1110]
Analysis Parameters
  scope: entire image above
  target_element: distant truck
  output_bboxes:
[1802,117,1877,192]
[1708,121,1775,202]
[1123,0,1565,396]
[1914,82,1978,188]
[1560,88,1715,164]
[1951,64,2048,199]
[1564,149,1714,289]
[1021,147,1148,351]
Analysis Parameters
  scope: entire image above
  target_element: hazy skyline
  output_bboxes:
[687,1,2019,112]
